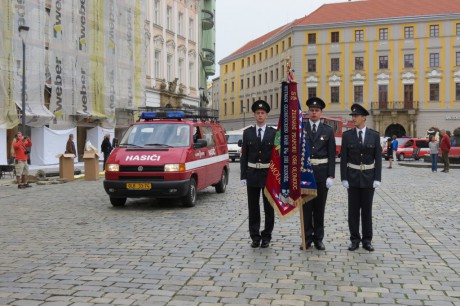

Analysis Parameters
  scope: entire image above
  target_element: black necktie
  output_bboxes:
[258,128,262,141]
[358,130,363,144]
[312,123,317,134]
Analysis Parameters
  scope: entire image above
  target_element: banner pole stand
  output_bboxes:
[299,203,307,251]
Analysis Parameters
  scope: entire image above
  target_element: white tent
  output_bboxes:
[30,127,77,165]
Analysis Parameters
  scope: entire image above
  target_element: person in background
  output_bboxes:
[387,137,393,169]
[391,135,398,164]
[240,100,276,249]
[428,134,439,173]
[440,129,451,173]
[101,133,112,170]
[13,132,32,189]
[340,104,382,252]
[65,134,77,157]
[300,97,336,251]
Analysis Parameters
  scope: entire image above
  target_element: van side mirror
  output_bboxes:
[238,139,243,147]
[193,139,207,149]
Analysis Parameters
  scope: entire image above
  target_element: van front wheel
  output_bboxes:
[215,169,228,193]
[182,178,197,207]
[398,153,405,161]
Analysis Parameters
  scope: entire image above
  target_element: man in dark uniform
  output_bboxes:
[240,100,277,248]
[301,97,336,250]
[340,103,382,252]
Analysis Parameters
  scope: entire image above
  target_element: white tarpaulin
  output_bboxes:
[30,127,77,165]
[87,126,114,161]
[0,128,7,165]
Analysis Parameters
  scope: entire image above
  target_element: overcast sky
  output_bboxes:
[214,0,348,77]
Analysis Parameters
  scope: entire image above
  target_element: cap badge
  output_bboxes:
[259,104,262,107]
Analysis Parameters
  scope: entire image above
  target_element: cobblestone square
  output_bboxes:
[0,162,459,305]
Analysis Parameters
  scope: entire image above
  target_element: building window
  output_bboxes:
[355,57,364,70]
[430,83,439,101]
[253,76,255,87]
[429,53,439,67]
[154,50,161,77]
[153,0,161,25]
[276,68,279,80]
[247,77,250,88]
[331,58,340,71]
[331,86,339,103]
[308,87,317,99]
[457,23,460,36]
[224,103,227,116]
[166,6,173,31]
[379,85,388,103]
[178,12,184,35]
[231,101,234,115]
[258,74,261,85]
[189,62,194,87]
[275,93,279,108]
[354,85,363,103]
[166,54,172,80]
[189,18,194,39]
[331,31,339,43]
[355,30,364,42]
[224,83,227,93]
[404,54,414,68]
[456,51,460,66]
[430,24,439,37]
[308,59,316,72]
[308,33,316,44]
[178,58,184,83]
[264,72,267,84]
[270,70,273,82]
[379,28,388,40]
[379,56,388,69]
[404,26,414,39]
[231,81,234,92]
[456,83,460,100]
[240,79,243,90]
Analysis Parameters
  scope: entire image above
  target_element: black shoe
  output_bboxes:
[314,241,326,250]
[18,184,26,189]
[24,183,32,188]
[260,240,270,248]
[251,240,260,248]
[363,243,374,252]
[441,169,446,172]
[299,243,312,250]
[348,242,359,251]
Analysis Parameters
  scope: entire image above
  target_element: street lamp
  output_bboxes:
[18,25,29,135]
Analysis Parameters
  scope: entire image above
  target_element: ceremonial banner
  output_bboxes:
[264,81,317,219]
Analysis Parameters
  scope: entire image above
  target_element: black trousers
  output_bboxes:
[348,187,374,244]
[302,181,328,244]
[103,153,109,170]
[247,186,275,242]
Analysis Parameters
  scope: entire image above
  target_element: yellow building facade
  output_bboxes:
[218,0,460,137]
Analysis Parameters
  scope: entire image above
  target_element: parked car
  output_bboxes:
[103,109,230,207]
[225,130,243,162]
[382,137,429,161]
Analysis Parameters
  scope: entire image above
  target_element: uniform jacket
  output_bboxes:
[440,134,451,152]
[304,120,336,183]
[240,125,276,188]
[340,127,382,188]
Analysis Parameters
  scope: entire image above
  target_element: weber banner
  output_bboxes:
[264,81,317,219]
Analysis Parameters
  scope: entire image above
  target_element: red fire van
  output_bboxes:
[103,109,229,207]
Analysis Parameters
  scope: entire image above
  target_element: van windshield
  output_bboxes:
[120,124,190,147]
[226,134,242,144]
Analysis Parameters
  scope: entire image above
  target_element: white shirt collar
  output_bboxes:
[256,124,266,132]
[309,119,320,127]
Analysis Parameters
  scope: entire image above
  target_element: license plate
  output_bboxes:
[126,183,152,190]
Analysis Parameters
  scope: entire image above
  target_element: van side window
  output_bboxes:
[201,126,216,147]
[405,140,413,147]
[193,127,202,143]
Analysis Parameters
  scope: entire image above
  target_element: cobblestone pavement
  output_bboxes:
[0,162,459,306]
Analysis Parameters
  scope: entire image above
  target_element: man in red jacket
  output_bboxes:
[440,129,451,173]
[13,132,32,188]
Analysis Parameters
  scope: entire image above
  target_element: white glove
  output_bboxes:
[240,179,247,187]
[342,180,349,189]
[373,181,381,189]
[326,177,334,189]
